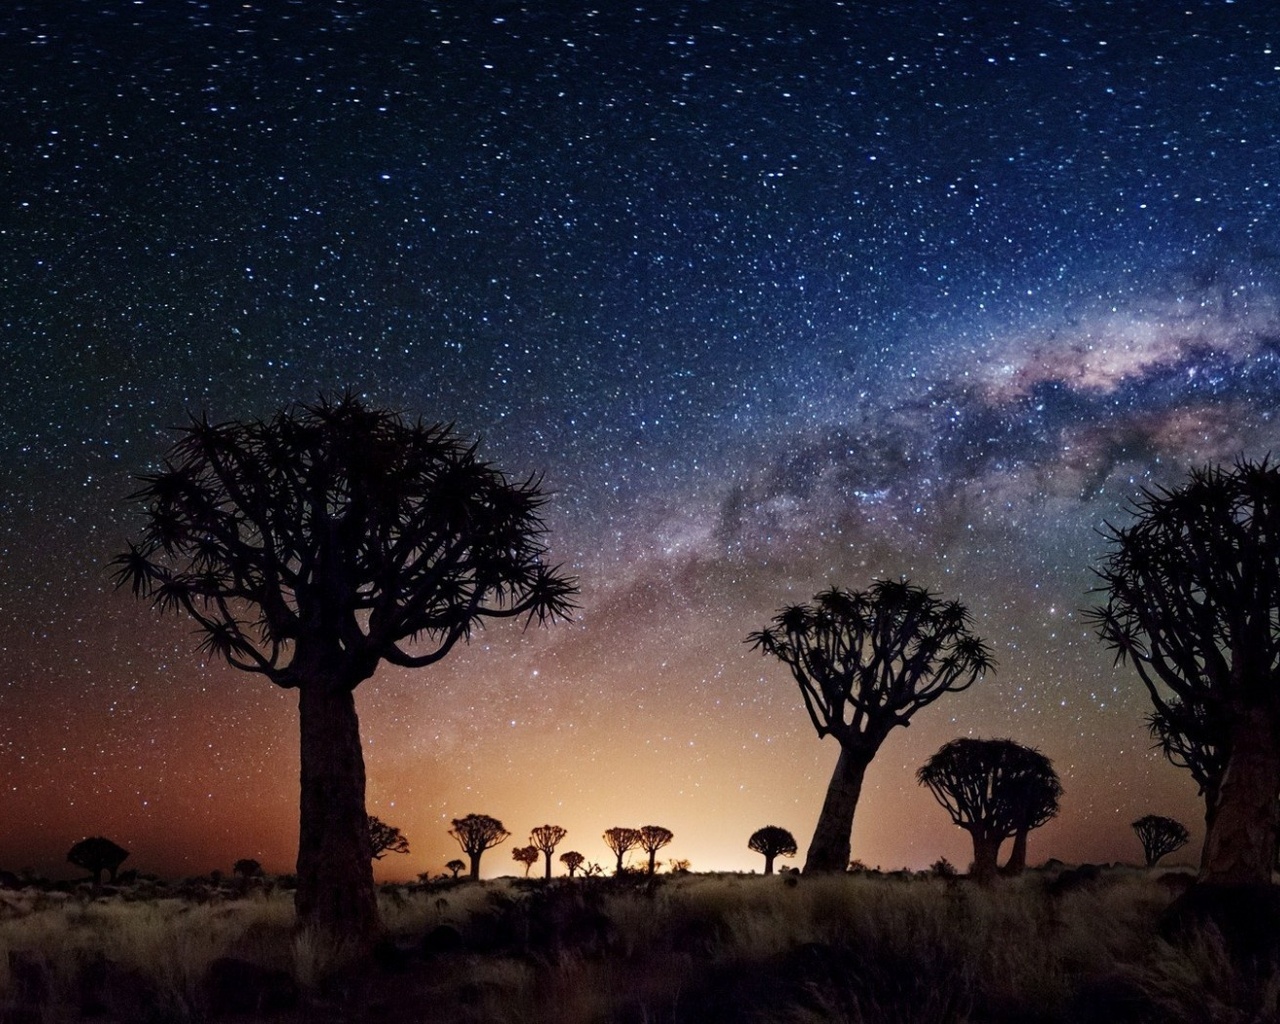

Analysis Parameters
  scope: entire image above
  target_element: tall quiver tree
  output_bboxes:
[917,738,1059,882]
[113,397,576,938]
[602,827,641,875]
[530,824,567,880]
[1088,458,1280,885]
[449,814,511,881]
[1132,814,1191,867]
[748,580,993,873]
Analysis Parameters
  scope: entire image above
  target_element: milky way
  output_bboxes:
[2,2,1278,879]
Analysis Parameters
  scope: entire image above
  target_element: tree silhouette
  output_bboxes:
[1089,458,1280,885]
[749,580,994,872]
[1132,814,1191,867]
[512,845,539,877]
[368,815,410,860]
[67,836,129,885]
[445,859,466,879]
[748,826,798,875]
[530,824,567,880]
[1146,699,1228,871]
[1002,753,1063,875]
[559,851,585,877]
[917,738,1059,883]
[113,396,576,936]
[233,858,262,879]
[603,827,641,875]
[449,814,511,880]
[638,826,674,875]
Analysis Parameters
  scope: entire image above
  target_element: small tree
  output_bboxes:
[559,851,585,877]
[1089,458,1280,885]
[748,826,798,875]
[445,859,466,879]
[638,826,674,875]
[233,858,263,879]
[512,845,539,877]
[749,581,993,872]
[368,816,410,860]
[449,814,511,880]
[1133,814,1191,867]
[917,738,1059,883]
[530,824,567,880]
[67,837,129,885]
[113,397,576,937]
[603,827,642,875]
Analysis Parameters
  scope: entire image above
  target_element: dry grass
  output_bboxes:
[0,868,1274,1022]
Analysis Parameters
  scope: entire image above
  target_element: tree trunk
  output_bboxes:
[1200,704,1280,885]
[467,852,482,880]
[1199,783,1220,875]
[969,832,1003,883]
[296,681,378,939]
[647,849,657,875]
[804,744,872,873]
[544,852,553,880]
[1003,829,1028,875]
[764,853,776,875]
[615,852,625,876]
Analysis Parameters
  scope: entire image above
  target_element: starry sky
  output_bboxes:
[3,1,1278,881]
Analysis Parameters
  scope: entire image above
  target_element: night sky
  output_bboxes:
[3,1,1278,881]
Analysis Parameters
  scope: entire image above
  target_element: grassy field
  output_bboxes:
[0,866,1275,1023]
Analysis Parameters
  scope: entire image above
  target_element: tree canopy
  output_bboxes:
[449,814,511,880]
[748,826,798,875]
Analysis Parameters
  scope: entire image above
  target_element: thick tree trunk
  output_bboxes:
[1200,705,1280,885]
[544,853,553,880]
[296,681,378,939]
[969,833,1003,883]
[1003,829,1028,875]
[804,744,872,873]
[614,852,625,876]
[467,852,482,880]
[764,853,776,875]
[647,850,657,875]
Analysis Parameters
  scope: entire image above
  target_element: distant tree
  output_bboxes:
[559,851,585,877]
[1133,815,1191,867]
[917,738,1059,883]
[1089,458,1280,885]
[603,827,642,876]
[748,826,798,875]
[512,845,539,877]
[1002,754,1063,875]
[529,825,567,880]
[449,814,511,880]
[67,836,129,885]
[445,859,466,879]
[232,858,263,879]
[582,861,604,877]
[638,826,674,875]
[668,858,692,873]
[113,396,576,938]
[367,816,411,861]
[749,581,994,872]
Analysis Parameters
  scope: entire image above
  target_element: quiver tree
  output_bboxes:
[748,826,798,875]
[638,826,674,875]
[603,827,641,875]
[67,836,129,885]
[559,851,585,877]
[1088,458,1280,885]
[749,580,994,873]
[1002,756,1063,875]
[449,814,511,880]
[512,845,539,877]
[368,816,410,860]
[113,396,576,937]
[1133,814,1191,867]
[530,824,567,879]
[445,859,466,879]
[917,738,1060,883]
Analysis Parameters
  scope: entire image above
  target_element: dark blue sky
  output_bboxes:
[2,1,1278,877]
